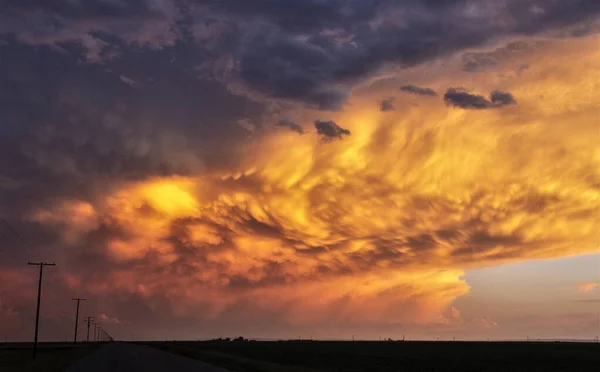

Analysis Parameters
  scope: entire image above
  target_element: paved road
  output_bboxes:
[64,343,231,372]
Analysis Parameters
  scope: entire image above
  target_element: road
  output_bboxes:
[64,343,231,372]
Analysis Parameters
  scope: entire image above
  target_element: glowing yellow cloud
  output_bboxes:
[31,34,600,326]
[139,179,199,217]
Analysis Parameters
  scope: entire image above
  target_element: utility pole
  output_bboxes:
[84,317,94,342]
[94,323,102,342]
[27,261,56,359]
[71,298,86,343]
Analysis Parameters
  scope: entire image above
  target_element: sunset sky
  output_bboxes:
[0,0,599,342]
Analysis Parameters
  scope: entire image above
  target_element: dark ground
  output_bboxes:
[146,340,600,372]
[64,343,231,372]
[0,342,99,372]
[0,342,231,372]
[2,340,598,371]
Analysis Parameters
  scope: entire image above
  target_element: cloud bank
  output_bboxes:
[0,1,599,341]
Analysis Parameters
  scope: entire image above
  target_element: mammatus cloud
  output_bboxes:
[314,120,351,140]
[1,2,600,342]
[9,35,598,338]
[574,282,598,293]
[400,85,437,97]
[277,119,305,134]
[444,88,517,109]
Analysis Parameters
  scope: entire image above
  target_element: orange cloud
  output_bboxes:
[28,200,99,245]
[99,313,125,324]
[28,34,600,328]
[575,282,599,294]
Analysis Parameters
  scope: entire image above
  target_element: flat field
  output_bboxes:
[0,343,98,372]
[147,340,600,372]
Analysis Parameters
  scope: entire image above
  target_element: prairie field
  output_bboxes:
[147,340,600,372]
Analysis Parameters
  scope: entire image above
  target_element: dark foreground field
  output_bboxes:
[0,343,99,372]
[147,340,600,372]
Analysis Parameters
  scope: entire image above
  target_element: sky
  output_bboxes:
[0,0,599,342]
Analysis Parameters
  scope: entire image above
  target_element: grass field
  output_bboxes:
[0,343,99,372]
[147,340,600,372]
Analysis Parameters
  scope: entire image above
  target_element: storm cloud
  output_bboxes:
[0,0,599,342]
[400,85,437,97]
[380,97,395,112]
[462,41,538,72]
[314,120,351,140]
[2,1,600,108]
[277,119,305,134]
[444,88,517,109]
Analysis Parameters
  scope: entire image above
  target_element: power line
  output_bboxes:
[0,225,25,254]
[27,261,56,359]
[1,217,36,259]
[0,229,12,253]
[99,327,114,342]
[84,317,94,342]
[72,298,86,344]
[94,322,101,342]
[2,217,35,251]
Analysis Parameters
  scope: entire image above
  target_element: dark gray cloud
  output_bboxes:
[220,0,600,109]
[462,41,538,72]
[400,84,438,97]
[0,39,264,223]
[506,0,600,34]
[1,1,600,109]
[203,0,384,33]
[0,0,157,18]
[233,29,349,110]
[314,120,351,140]
[0,0,180,63]
[462,53,501,72]
[276,119,305,134]
[444,88,517,109]
[380,97,395,112]
[490,90,517,106]
[444,88,494,109]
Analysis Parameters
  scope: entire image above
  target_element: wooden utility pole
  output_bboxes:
[72,298,86,343]
[27,261,56,359]
[84,317,94,342]
[94,323,101,342]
